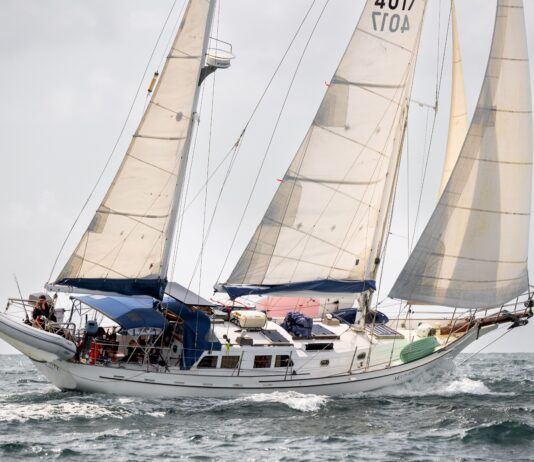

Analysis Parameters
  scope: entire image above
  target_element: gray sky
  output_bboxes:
[1,0,533,354]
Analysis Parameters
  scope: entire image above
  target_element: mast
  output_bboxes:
[390,0,533,309]
[220,0,428,300]
[49,0,222,299]
[161,0,217,279]
[364,5,427,293]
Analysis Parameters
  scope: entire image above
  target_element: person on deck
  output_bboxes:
[32,295,52,328]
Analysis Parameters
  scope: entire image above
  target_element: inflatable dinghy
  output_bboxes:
[0,313,76,362]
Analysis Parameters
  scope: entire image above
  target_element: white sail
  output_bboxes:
[222,0,428,298]
[438,0,468,196]
[390,0,532,308]
[52,0,214,299]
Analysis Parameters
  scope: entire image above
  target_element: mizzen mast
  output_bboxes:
[48,0,229,299]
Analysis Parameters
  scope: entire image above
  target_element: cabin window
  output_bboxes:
[275,355,293,368]
[220,355,240,369]
[357,352,366,360]
[197,355,218,368]
[320,359,330,367]
[305,343,334,351]
[253,355,272,368]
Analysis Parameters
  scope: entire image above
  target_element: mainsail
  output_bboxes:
[51,0,215,299]
[438,0,468,196]
[390,0,532,308]
[221,0,428,299]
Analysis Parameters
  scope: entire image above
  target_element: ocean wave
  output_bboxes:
[0,401,123,423]
[374,376,511,398]
[441,377,495,395]
[238,391,328,412]
[462,420,534,445]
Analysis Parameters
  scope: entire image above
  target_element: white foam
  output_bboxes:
[376,375,510,398]
[240,391,328,412]
[440,377,492,395]
[0,401,123,423]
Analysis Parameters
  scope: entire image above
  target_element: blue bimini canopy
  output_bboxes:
[74,295,167,330]
[221,279,376,300]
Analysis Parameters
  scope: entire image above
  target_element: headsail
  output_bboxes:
[221,0,428,299]
[390,0,532,308]
[438,0,468,196]
[51,0,215,299]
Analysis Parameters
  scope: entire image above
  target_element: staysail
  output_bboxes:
[221,0,428,299]
[50,0,215,299]
[438,0,468,196]
[390,0,532,308]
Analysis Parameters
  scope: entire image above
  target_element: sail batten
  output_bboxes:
[52,0,214,299]
[390,0,532,309]
[221,0,428,298]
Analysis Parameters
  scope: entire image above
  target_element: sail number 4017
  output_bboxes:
[372,0,413,33]
[375,0,415,9]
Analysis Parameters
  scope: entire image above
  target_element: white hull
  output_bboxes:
[30,326,489,398]
[0,313,76,363]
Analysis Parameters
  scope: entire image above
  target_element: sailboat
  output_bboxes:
[1,0,532,398]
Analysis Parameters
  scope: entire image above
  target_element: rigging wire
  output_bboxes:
[47,0,184,284]
[198,0,221,299]
[169,0,321,284]
[183,0,323,216]
[410,2,452,249]
[456,327,512,366]
[215,0,333,284]
[406,123,411,253]
[169,85,207,281]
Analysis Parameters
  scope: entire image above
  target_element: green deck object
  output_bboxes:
[400,336,440,363]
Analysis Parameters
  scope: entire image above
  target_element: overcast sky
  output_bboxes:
[1,0,533,354]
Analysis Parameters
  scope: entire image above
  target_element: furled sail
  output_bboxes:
[51,0,214,299]
[221,0,428,299]
[438,0,468,196]
[390,0,532,308]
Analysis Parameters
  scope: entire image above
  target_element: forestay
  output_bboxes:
[52,0,213,299]
[438,0,468,196]
[222,0,428,298]
[390,0,532,308]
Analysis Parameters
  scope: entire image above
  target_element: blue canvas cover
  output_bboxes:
[74,295,167,330]
[222,279,376,299]
[281,312,313,338]
[162,298,221,369]
[58,277,165,300]
[332,308,389,325]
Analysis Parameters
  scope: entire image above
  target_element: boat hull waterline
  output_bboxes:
[25,327,489,398]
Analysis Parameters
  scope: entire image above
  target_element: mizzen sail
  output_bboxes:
[390,0,533,308]
[222,0,428,299]
[438,0,468,196]
[52,0,214,299]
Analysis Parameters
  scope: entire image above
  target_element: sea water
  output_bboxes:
[0,354,532,461]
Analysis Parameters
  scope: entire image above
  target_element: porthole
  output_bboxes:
[320,359,330,367]
[357,352,366,360]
